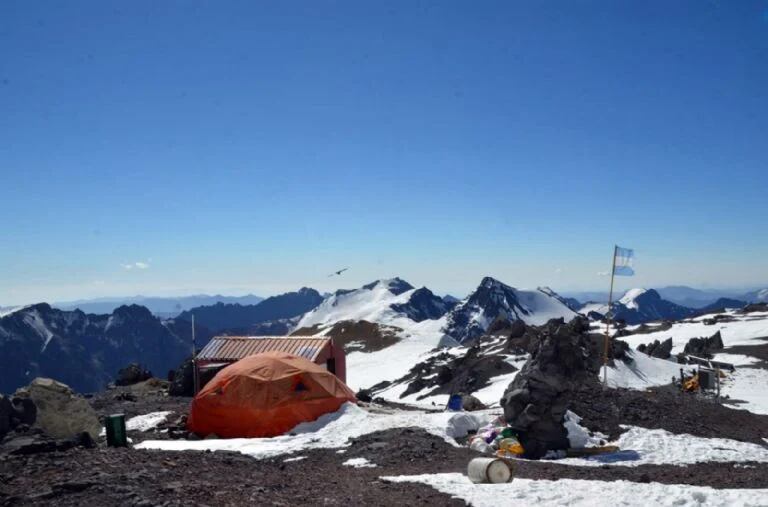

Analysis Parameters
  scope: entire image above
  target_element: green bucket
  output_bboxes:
[105,414,127,447]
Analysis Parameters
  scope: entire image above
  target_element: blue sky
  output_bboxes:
[2,1,767,305]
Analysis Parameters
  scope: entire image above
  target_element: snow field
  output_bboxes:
[381,473,768,507]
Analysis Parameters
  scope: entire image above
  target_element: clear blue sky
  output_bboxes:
[2,1,767,305]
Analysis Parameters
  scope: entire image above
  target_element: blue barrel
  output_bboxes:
[447,394,463,411]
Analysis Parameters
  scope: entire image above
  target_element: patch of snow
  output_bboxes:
[103,411,172,436]
[552,425,768,467]
[564,411,608,449]
[620,288,648,310]
[283,456,306,462]
[381,473,768,507]
[21,310,55,352]
[126,411,172,432]
[342,457,377,468]
[345,318,448,391]
[605,350,694,390]
[720,366,768,415]
[0,306,27,318]
[135,403,491,460]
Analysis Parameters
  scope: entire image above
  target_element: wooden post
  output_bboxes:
[603,246,618,386]
[716,367,721,402]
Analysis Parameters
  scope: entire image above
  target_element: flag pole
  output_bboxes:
[603,245,618,386]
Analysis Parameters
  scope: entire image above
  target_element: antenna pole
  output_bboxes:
[603,245,618,386]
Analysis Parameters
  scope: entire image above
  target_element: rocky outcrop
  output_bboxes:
[637,338,673,359]
[115,364,153,386]
[500,317,601,459]
[1,393,39,441]
[14,378,101,439]
[682,331,724,359]
[390,287,449,322]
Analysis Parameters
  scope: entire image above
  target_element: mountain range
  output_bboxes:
[563,285,768,309]
[0,304,212,394]
[54,294,264,317]
[2,275,762,395]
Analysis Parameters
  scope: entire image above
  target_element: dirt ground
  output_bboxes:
[3,425,768,507]
[3,381,768,507]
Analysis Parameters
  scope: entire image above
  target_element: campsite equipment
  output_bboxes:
[467,457,514,484]
[105,414,127,447]
[447,394,463,411]
[683,373,700,392]
[698,368,717,390]
[469,437,492,454]
[497,437,524,456]
[500,427,516,439]
[187,351,357,438]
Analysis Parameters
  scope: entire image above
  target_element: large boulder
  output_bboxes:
[14,378,101,439]
[115,363,153,386]
[0,394,37,441]
[500,318,599,459]
[683,331,724,359]
[637,337,673,359]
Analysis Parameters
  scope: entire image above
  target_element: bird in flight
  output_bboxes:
[328,267,349,277]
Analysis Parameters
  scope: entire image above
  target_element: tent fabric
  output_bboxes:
[187,351,357,438]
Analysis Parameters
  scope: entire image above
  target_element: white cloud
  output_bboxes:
[122,262,150,271]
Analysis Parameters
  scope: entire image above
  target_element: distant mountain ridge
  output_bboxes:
[55,294,264,317]
[0,303,212,393]
[178,288,323,333]
[580,288,695,325]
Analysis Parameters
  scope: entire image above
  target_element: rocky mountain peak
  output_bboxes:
[362,278,415,296]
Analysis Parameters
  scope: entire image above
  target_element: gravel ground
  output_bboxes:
[4,361,768,506]
[570,382,768,446]
[3,426,768,507]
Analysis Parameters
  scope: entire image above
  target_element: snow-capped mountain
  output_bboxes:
[0,304,211,394]
[293,278,452,391]
[442,277,578,343]
[295,278,448,332]
[743,288,768,303]
[584,288,695,325]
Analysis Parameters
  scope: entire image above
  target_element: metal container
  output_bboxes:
[467,457,513,484]
[105,413,127,447]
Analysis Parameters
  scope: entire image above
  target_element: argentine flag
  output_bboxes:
[614,246,635,276]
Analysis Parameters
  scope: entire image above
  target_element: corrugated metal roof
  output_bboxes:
[197,336,331,362]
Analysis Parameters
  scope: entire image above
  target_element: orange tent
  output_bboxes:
[187,351,357,438]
